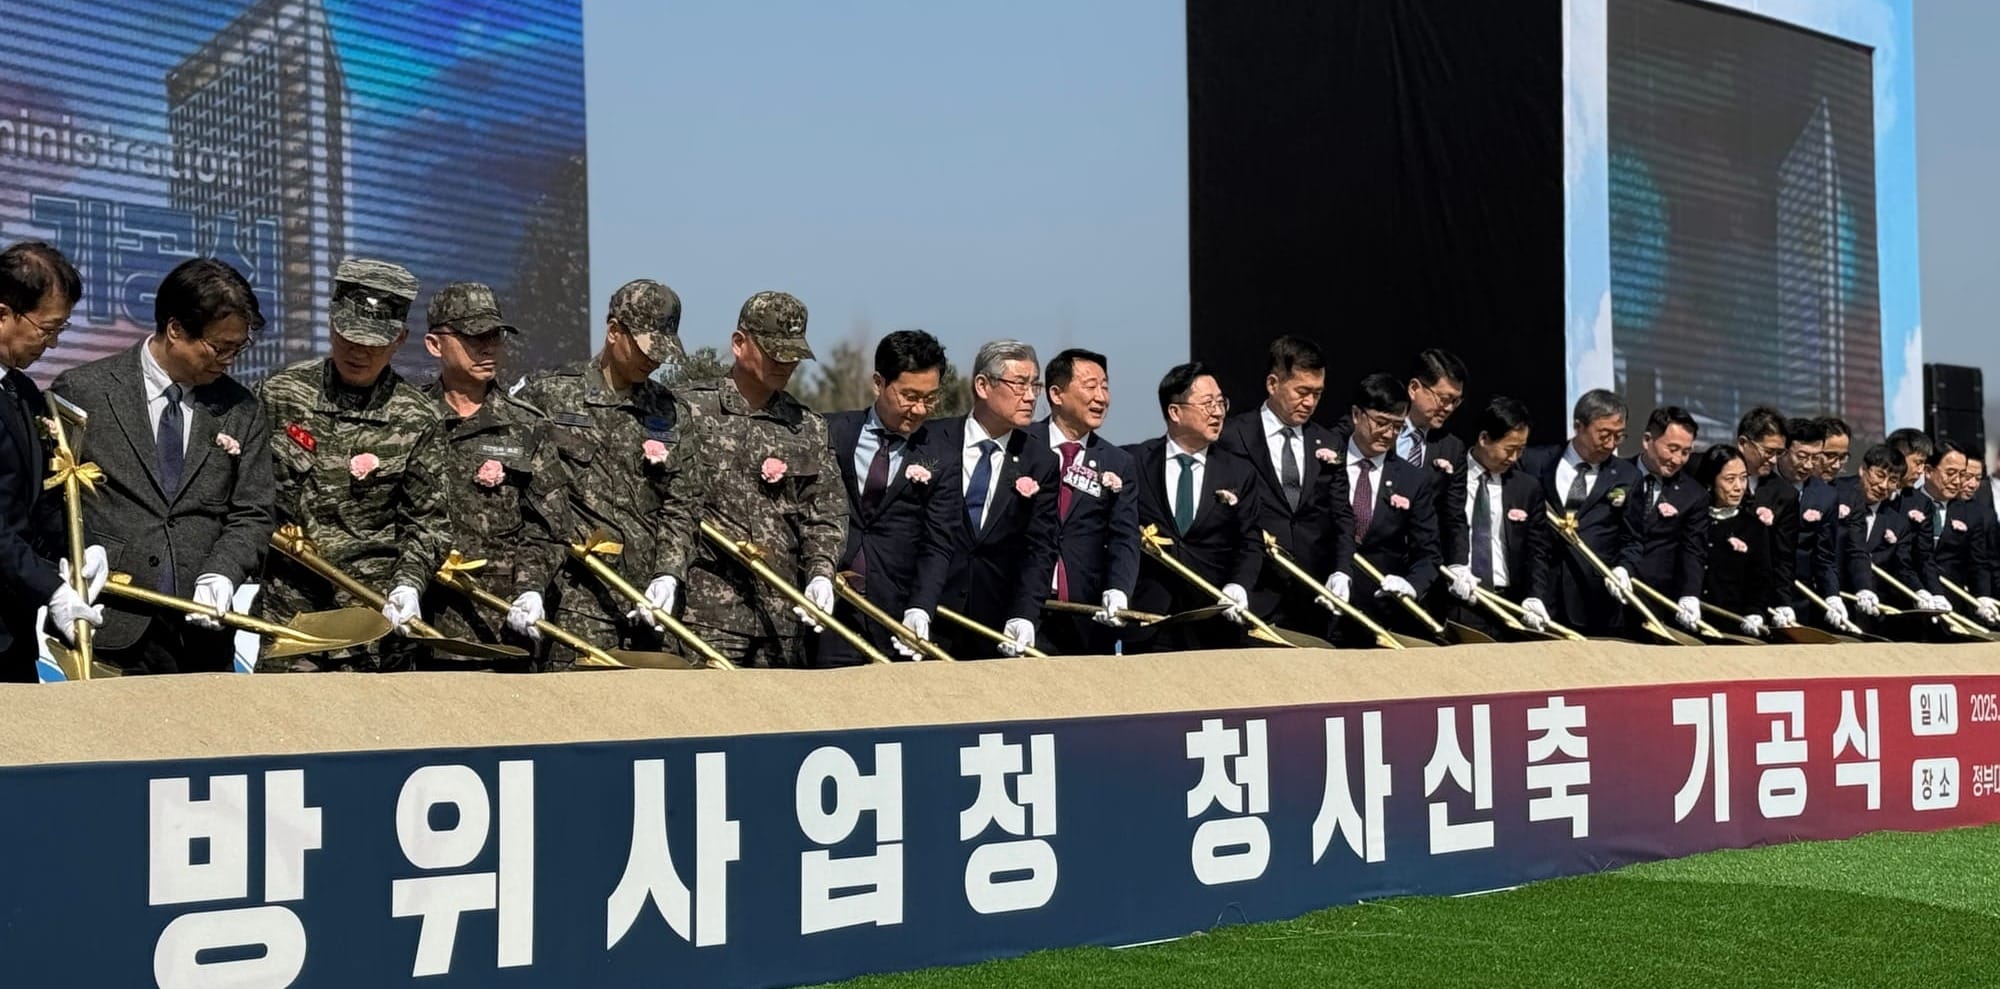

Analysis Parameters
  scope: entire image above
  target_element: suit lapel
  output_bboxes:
[978,431,1026,541]
[1142,441,1172,528]
[1235,417,1284,509]
[170,389,222,505]
[876,422,925,510]
[0,371,33,480]
[106,348,168,501]
[1300,425,1327,494]
[832,412,862,509]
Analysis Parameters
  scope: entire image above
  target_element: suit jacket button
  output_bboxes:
[148,555,160,566]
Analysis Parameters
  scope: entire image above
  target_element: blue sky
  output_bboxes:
[583,0,1187,440]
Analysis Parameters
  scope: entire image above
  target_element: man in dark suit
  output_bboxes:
[1434,396,1553,635]
[1026,347,1138,656]
[824,330,962,664]
[1773,417,1856,630]
[1918,439,1998,624]
[1817,417,1854,484]
[50,258,275,674]
[935,340,1059,658]
[1217,335,1353,630]
[1124,362,1259,653]
[1840,445,1939,625]
[1399,348,1469,510]
[1736,406,1799,628]
[1517,388,1641,636]
[1619,406,1708,632]
[0,241,105,679]
[1335,372,1442,641]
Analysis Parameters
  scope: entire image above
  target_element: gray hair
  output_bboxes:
[1572,388,1628,427]
[973,339,1039,382]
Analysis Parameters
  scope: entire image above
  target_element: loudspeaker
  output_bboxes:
[1923,363,1984,456]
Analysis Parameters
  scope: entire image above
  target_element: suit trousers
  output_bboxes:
[100,616,235,675]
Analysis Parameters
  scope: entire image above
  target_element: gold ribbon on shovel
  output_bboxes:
[41,395,98,676]
[433,551,699,670]
[1258,532,1419,649]
[269,525,528,661]
[565,530,736,670]
[697,520,891,665]
[831,572,953,662]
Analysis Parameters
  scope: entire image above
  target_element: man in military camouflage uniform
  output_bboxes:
[658,291,846,668]
[419,282,570,665]
[514,279,689,658]
[257,258,452,671]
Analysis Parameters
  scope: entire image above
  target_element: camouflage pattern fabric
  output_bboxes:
[659,375,846,668]
[330,258,419,346]
[256,357,451,670]
[513,358,688,652]
[418,380,569,649]
[608,279,685,363]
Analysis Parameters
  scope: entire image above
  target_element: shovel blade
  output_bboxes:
[262,607,396,660]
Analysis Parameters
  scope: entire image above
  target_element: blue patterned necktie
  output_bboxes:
[965,438,998,530]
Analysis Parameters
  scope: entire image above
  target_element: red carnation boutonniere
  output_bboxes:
[642,440,668,466]
[761,457,788,483]
[1507,507,1528,523]
[1952,518,1969,533]
[1315,447,1340,466]
[1014,476,1039,498]
[1657,501,1678,518]
[1433,458,1454,474]
[1213,487,1238,507]
[1101,471,1123,493]
[213,433,241,457]
[475,459,505,488]
[1838,503,1852,519]
[904,463,932,484]
[1802,508,1822,523]
[1388,493,1410,510]
[348,452,379,480]
[1884,529,1899,545]
[1728,536,1748,554]
[1756,506,1775,526]
[1908,508,1926,525]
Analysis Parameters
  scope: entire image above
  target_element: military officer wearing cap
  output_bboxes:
[514,278,691,656]
[419,282,570,661]
[257,258,452,670]
[657,291,846,668]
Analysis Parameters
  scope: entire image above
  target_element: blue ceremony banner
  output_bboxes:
[2,673,1994,987]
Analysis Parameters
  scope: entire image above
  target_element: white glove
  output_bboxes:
[1093,589,1128,628]
[1324,572,1351,604]
[1854,590,1882,617]
[71,545,108,603]
[1674,596,1702,631]
[1445,564,1480,602]
[895,608,931,659]
[46,582,104,645]
[1822,596,1851,629]
[626,575,678,630]
[1376,575,1416,600]
[506,590,545,640]
[1520,597,1551,632]
[1768,606,1797,629]
[381,585,422,634]
[1740,613,1767,637]
[1977,597,2000,626]
[187,573,234,630]
[1929,592,1955,614]
[1218,582,1250,625]
[1605,566,1633,604]
[793,575,836,633]
[998,617,1036,657]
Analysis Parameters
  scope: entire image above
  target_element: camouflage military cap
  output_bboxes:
[426,281,517,337]
[331,258,419,346]
[736,290,814,362]
[609,279,684,363]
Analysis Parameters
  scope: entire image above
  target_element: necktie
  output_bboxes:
[159,382,186,497]
[1407,428,1425,466]
[1174,453,1197,534]
[860,429,895,516]
[965,438,999,530]
[1058,441,1082,520]
[1354,459,1375,543]
[1935,502,1947,539]
[1641,474,1659,512]
[1470,472,1494,582]
[1279,427,1302,510]
[1055,441,1082,600]
[1564,462,1593,511]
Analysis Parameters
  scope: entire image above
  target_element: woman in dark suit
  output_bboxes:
[1693,445,1773,636]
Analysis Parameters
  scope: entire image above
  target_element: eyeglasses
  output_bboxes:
[200,336,249,362]
[1418,381,1463,411]
[992,376,1044,397]
[892,388,940,409]
[1822,452,1852,466]
[1358,409,1404,431]
[17,311,70,341]
[1174,397,1231,415]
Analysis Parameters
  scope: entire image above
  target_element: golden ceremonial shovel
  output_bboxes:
[268,526,528,660]
[434,552,698,670]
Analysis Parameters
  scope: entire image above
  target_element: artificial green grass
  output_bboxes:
[817,825,2000,988]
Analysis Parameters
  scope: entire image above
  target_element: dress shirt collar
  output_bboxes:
[139,337,179,401]
[1048,418,1091,453]
[1166,436,1207,464]
[1261,403,1293,440]
[1346,438,1383,471]
[966,414,1011,451]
